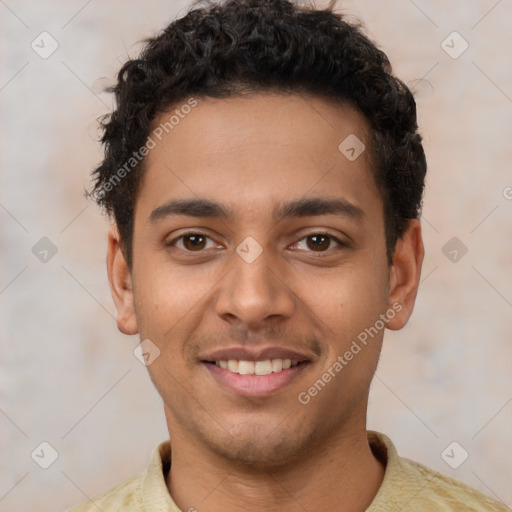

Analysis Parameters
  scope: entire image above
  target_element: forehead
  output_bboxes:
[137,93,381,224]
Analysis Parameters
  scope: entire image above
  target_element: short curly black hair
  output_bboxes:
[90,0,426,268]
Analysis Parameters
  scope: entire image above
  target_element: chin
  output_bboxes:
[204,422,314,470]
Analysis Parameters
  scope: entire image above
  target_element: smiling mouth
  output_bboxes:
[204,359,307,376]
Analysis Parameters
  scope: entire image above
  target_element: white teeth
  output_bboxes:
[213,358,302,375]
[238,360,255,375]
[227,359,239,372]
[271,359,283,372]
[254,360,273,375]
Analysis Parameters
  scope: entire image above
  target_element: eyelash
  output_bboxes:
[166,231,346,255]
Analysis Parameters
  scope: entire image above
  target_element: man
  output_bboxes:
[69,0,509,510]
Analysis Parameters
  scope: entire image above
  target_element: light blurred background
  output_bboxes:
[1,1,511,510]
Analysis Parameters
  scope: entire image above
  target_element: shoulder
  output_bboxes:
[65,472,143,511]
[64,440,174,512]
[400,456,510,511]
[368,431,510,512]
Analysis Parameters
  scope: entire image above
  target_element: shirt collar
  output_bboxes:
[141,431,407,511]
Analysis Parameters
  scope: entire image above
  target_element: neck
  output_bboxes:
[165,424,385,512]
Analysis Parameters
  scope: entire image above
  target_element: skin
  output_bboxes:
[107,93,424,512]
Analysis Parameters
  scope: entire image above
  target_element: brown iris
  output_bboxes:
[183,234,207,251]
[306,234,331,251]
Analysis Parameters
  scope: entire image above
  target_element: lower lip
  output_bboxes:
[204,362,309,397]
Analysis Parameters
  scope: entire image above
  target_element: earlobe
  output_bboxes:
[106,225,139,335]
[386,219,424,331]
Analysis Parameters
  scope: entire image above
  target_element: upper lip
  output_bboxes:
[200,346,312,362]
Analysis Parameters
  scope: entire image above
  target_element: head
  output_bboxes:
[97,0,426,468]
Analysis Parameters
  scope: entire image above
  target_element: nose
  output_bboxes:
[215,243,295,330]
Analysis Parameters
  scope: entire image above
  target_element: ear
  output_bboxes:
[386,219,424,330]
[106,224,139,335]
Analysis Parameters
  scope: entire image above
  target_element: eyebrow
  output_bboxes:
[149,197,365,224]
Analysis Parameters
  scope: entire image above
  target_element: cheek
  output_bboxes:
[299,262,388,333]
[132,251,213,327]
[131,255,225,378]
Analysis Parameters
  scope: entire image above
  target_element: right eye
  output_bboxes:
[166,232,221,252]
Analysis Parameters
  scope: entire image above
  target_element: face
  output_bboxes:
[108,93,423,468]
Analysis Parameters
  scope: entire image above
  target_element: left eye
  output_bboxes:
[293,233,343,252]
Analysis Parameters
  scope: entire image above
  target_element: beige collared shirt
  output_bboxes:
[67,430,510,511]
